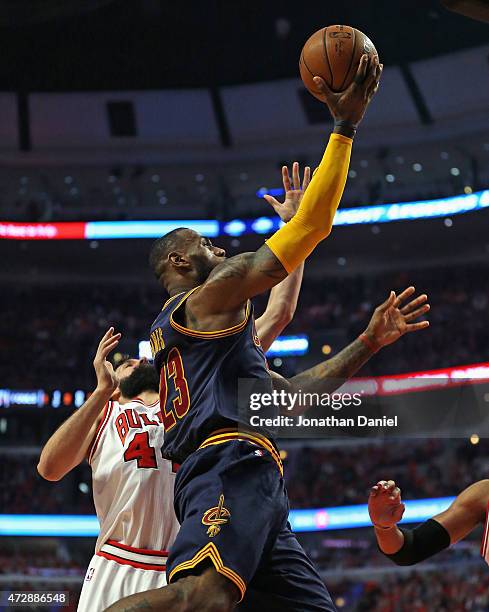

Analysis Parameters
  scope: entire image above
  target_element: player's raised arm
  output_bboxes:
[37,328,120,481]
[190,56,382,319]
[255,163,309,351]
[272,287,429,407]
[368,479,489,565]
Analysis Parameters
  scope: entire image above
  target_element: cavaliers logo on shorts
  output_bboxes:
[202,494,230,537]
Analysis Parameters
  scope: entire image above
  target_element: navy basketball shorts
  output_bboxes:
[167,436,336,612]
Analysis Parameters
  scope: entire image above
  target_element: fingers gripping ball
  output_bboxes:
[300,25,378,100]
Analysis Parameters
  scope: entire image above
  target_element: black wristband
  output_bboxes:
[382,519,450,566]
[333,119,357,139]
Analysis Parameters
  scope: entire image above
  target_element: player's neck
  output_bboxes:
[168,283,197,296]
[120,390,159,406]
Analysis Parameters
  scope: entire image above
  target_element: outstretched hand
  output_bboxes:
[314,54,383,126]
[263,162,311,222]
[363,286,430,350]
[93,327,121,395]
[368,480,406,529]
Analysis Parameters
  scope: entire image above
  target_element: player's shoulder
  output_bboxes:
[151,291,188,333]
[162,291,188,312]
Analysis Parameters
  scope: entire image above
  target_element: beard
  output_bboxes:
[192,254,219,284]
[118,363,160,399]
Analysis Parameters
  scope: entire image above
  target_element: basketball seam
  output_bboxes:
[339,27,356,91]
[300,51,315,78]
[322,27,333,89]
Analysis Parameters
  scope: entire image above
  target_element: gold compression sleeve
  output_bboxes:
[266,133,352,273]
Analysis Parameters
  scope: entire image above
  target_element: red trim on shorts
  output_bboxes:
[97,551,167,572]
[88,402,113,464]
[106,540,169,557]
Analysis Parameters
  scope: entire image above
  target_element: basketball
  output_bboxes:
[299,25,378,101]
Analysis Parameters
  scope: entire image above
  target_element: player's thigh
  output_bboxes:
[168,442,286,601]
[237,524,337,612]
[78,555,167,612]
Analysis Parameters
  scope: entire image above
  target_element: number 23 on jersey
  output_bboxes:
[159,347,190,432]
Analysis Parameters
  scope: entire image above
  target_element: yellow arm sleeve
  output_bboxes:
[266,133,352,273]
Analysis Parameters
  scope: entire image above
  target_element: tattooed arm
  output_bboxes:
[272,287,430,413]
[271,337,375,415]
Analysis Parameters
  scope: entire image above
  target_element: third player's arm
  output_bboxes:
[368,479,489,564]
[272,287,430,409]
[255,264,304,353]
[255,162,309,351]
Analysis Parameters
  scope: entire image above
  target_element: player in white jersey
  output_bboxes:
[37,162,310,610]
[38,330,180,611]
[368,478,489,568]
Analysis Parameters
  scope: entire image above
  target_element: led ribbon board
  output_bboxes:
[0,497,455,536]
[289,497,455,532]
[2,361,489,408]
[1,190,488,240]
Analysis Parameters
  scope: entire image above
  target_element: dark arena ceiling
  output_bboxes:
[0,0,488,91]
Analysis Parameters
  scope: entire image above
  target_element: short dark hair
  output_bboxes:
[114,356,131,371]
[149,227,188,279]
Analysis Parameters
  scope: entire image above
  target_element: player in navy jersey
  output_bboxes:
[107,58,428,612]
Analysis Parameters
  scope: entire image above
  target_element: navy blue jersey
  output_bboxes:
[149,287,272,464]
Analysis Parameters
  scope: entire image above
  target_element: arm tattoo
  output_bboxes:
[184,306,200,330]
[253,246,289,280]
[290,338,373,395]
[207,246,287,284]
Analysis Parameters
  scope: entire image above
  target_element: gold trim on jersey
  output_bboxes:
[168,542,246,602]
[169,285,251,339]
[162,292,186,311]
[198,429,283,476]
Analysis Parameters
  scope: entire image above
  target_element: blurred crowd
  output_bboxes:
[2,264,488,390]
[286,263,489,378]
[2,437,488,514]
[344,568,489,612]
[285,437,489,508]
[310,540,482,573]
[1,455,93,514]
[0,552,84,577]
[0,555,489,612]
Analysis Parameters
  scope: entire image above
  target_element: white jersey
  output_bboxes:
[88,398,179,554]
[78,398,179,612]
[78,551,168,612]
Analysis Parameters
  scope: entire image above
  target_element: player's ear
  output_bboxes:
[168,251,190,269]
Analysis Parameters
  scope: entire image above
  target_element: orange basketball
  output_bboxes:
[299,25,378,100]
